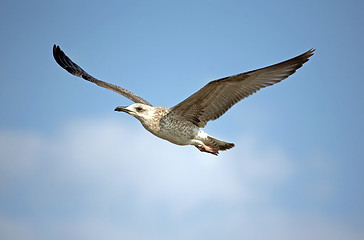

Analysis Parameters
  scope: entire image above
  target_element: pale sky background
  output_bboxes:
[1,0,363,239]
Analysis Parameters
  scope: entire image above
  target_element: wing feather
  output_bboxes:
[53,45,152,106]
[170,49,315,127]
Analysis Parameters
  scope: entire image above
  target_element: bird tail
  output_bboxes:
[206,136,235,151]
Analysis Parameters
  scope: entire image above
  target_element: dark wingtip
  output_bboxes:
[52,44,59,57]
[52,44,85,78]
[52,44,64,67]
[52,44,57,58]
[305,48,316,59]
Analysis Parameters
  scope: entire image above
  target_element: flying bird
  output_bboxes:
[53,45,314,155]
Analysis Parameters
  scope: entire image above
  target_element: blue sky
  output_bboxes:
[1,0,363,239]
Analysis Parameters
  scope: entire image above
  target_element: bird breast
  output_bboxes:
[140,108,199,145]
[158,116,199,145]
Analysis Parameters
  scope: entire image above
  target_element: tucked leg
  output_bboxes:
[194,144,219,156]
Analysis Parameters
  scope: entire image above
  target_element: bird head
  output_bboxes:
[114,103,155,123]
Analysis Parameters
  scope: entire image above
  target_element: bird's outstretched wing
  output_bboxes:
[53,45,153,106]
[169,49,315,128]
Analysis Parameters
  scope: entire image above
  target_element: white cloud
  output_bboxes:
[0,117,361,240]
[0,129,43,180]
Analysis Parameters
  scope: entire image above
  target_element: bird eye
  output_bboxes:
[135,106,143,112]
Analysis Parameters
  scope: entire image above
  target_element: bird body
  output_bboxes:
[53,45,314,155]
[115,103,232,155]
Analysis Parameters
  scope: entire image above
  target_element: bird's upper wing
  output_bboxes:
[53,45,153,106]
[169,49,315,128]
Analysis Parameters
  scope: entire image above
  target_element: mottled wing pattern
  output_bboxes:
[53,45,153,106]
[170,49,315,127]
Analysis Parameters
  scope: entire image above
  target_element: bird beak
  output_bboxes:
[114,106,130,113]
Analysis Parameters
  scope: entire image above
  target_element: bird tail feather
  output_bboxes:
[206,136,235,151]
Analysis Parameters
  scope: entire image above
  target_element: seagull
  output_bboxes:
[53,45,314,155]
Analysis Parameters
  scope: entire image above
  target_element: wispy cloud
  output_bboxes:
[0,118,361,240]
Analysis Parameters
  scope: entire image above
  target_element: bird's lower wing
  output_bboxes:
[169,49,315,128]
[53,45,153,106]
